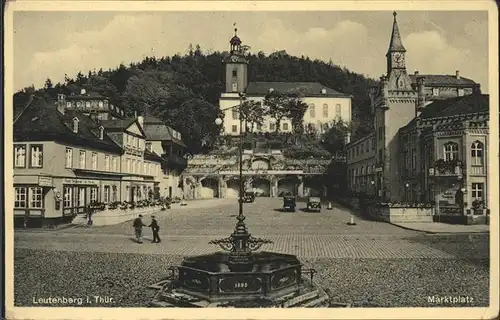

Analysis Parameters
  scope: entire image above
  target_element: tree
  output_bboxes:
[321,119,353,154]
[262,91,291,133]
[44,78,53,90]
[239,100,264,133]
[284,95,308,134]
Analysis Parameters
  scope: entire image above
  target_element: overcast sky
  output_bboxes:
[13,10,489,92]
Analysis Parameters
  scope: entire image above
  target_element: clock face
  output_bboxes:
[397,76,406,88]
[392,52,404,67]
[231,56,238,63]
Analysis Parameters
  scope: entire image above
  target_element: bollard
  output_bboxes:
[347,215,356,226]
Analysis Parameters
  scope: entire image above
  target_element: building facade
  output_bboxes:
[13,93,187,226]
[219,29,352,136]
[345,12,489,223]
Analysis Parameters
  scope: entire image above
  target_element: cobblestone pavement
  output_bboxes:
[14,198,490,259]
[40,198,422,236]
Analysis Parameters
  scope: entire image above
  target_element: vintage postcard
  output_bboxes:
[4,1,499,319]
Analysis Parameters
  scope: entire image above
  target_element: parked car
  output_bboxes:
[282,195,296,212]
[242,192,256,203]
[306,197,322,212]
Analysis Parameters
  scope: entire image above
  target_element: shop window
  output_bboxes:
[444,142,459,161]
[112,186,117,202]
[79,150,86,169]
[14,187,27,208]
[471,141,484,165]
[14,145,26,168]
[30,145,43,168]
[63,187,72,208]
[78,188,86,207]
[29,187,43,208]
[65,148,73,168]
[90,187,98,203]
[104,186,110,203]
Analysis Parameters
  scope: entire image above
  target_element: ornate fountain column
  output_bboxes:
[270,176,278,198]
[297,176,304,197]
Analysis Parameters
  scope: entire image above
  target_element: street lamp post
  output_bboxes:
[210,92,272,269]
[405,182,410,203]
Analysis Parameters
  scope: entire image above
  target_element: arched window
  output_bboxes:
[323,104,329,117]
[444,142,459,161]
[471,141,484,165]
[335,104,341,119]
[309,104,316,118]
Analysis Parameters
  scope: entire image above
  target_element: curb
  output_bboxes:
[389,222,490,235]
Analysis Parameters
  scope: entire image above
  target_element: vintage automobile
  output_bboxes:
[241,191,256,203]
[306,197,322,212]
[282,195,297,212]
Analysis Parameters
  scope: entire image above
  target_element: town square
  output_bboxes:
[7,4,496,313]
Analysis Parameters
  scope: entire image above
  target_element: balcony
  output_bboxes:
[429,159,463,179]
[164,154,188,169]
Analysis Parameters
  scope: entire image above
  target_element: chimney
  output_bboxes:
[137,115,144,128]
[56,93,66,115]
[80,88,86,95]
[416,77,426,115]
[414,71,419,76]
[456,70,460,79]
[98,126,104,140]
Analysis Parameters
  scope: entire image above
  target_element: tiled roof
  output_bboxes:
[246,82,350,97]
[144,149,163,162]
[409,74,477,87]
[420,94,489,119]
[143,113,164,124]
[99,119,137,131]
[13,96,122,153]
[143,124,173,141]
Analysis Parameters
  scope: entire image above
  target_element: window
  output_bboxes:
[444,142,459,161]
[458,89,465,97]
[29,187,43,208]
[104,186,110,203]
[323,104,328,117]
[14,187,27,208]
[257,123,262,131]
[471,141,484,165]
[79,150,86,168]
[65,148,73,168]
[335,104,341,119]
[269,123,276,131]
[90,187,98,203]
[411,148,417,171]
[78,188,86,207]
[145,142,152,152]
[432,88,440,96]
[143,162,147,174]
[112,156,118,172]
[132,160,136,173]
[104,155,110,171]
[112,186,117,202]
[372,138,375,151]
[30,145,43,168]
[232,69,237,77]
[63,187,72,208]
[232,109,238,120]
[471,183,484,200]
[378,149,383,163]
[14,145,26,168]
[91,153,98,170]
[136,161,140,173]
[125,186,130,202]
[309,104,316,118]
[232,83,238,92]
[282,123,289,131]
[126,159,131,173]
[366,141,369,152]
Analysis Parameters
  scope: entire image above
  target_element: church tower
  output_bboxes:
[372,12,418,202]
[385,11,412,92]
[224,26,248,93]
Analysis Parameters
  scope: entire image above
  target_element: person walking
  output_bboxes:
[148,215,161,243]
[132,214,146,243]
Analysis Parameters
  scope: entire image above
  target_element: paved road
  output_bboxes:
[14,198,489,259]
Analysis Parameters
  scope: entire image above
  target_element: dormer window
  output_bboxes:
[98,126,104,140]
[72,117,79,133]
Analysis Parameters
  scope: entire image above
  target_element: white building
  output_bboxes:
[219,29,352,135]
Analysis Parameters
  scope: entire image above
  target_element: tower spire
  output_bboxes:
[387,11,406,53]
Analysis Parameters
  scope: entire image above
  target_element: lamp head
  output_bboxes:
[215,118,223,126]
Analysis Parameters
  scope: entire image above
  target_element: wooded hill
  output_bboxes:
[15,45,377,154]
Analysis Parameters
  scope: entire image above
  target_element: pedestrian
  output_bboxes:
[132,214,146,243]
[148,215,161,243]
